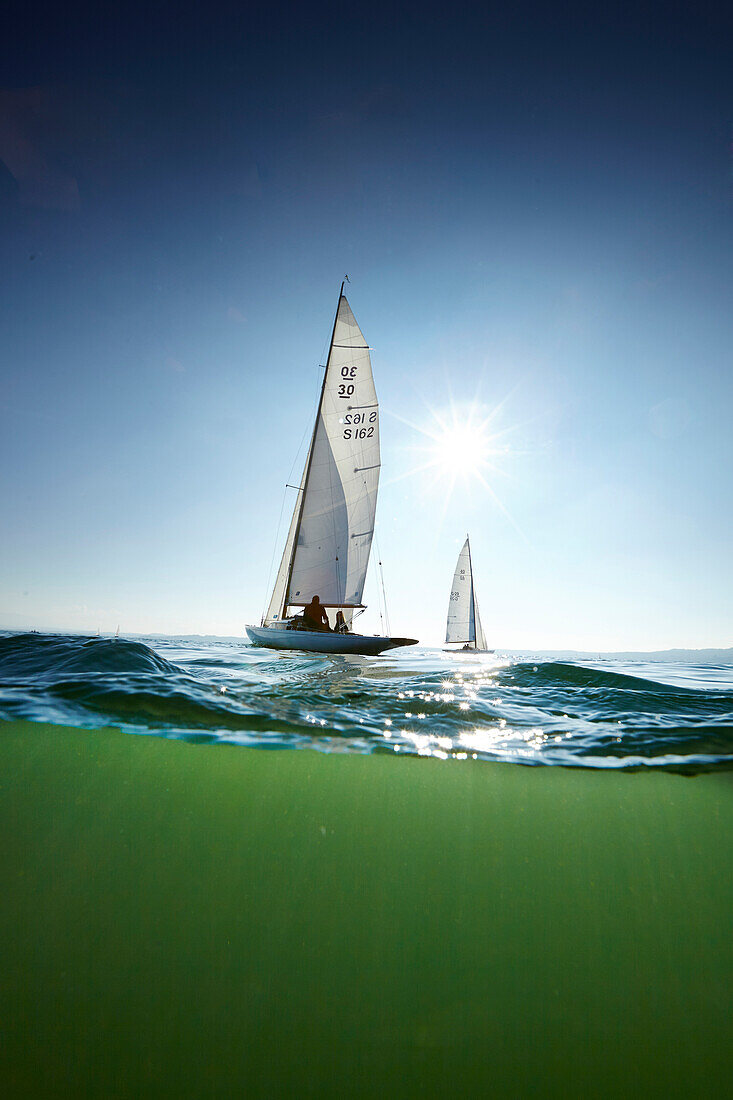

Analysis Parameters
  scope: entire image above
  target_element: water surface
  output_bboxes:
[2,631,731,770]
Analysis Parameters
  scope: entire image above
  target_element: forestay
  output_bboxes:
[267,293,380,621]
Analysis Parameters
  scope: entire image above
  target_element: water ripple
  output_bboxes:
[1,633,732,772]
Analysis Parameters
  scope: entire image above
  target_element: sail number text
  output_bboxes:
[341,409,377,440]
[337,365,358,400]
[450,569,467,601]
[343,426,374,440]
[335,362,378,440]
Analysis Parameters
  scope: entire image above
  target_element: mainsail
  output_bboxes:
[445,536,487,649]
[446,539,474,644]
[265,289,380,623]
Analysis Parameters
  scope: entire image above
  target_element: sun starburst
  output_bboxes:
[385,394,528,539]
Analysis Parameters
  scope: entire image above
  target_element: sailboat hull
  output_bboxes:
[245,625,418,656]
[446,645,495,654]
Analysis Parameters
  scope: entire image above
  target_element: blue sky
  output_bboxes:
[1,1,731,647]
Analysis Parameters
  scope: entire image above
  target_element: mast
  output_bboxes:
[281,281,345,618]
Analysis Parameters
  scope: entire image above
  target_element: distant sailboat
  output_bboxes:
[445,536,493,652]
[246,284,418,656]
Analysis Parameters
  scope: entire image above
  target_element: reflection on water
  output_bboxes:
[1,632,732,771]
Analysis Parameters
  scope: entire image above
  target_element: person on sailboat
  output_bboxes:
[334,610,349,634]
[302,595,331,632]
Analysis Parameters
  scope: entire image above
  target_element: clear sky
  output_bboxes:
[1,1,731,648]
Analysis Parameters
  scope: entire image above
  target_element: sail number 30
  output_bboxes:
[338,365,357,399]
[336,364,378,439]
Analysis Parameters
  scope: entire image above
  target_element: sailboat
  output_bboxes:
[445,536,493,652]
[245,284,418,656]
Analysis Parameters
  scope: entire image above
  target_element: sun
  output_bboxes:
[415,401,509,488]
[383,395,526,537]
[432,422,491,477]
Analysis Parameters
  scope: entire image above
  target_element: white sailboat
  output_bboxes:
[246,284,418,656]
[445,536,493,652]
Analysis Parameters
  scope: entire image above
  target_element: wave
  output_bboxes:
[506,660,723,695]
[1,633,732,771]
[0,633,180,677]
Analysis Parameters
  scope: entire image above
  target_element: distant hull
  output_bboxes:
[246,625,418,656]
[446,645,495,654]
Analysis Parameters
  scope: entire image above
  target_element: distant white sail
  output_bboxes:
[266,293,380,621]
[446,536,488,649]
[446,538,474,644]
[473,590,488,652]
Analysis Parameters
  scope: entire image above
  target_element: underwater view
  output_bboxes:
[2,632,733,1096]
[4,0,732,1093]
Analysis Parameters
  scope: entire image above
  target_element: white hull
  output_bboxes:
[246,625,418,656]
[447,647,495,654]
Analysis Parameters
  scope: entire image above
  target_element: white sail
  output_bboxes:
[446,538,475,644]
[267,292,380,619]
[446,536,488,648]
[247,287,419,656]
[473,592,488,651]
[285,294,379,609]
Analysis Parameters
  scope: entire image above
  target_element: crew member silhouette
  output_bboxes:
[303,595,330,632]
[334,610,349,633]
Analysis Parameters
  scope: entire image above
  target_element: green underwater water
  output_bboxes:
[2,720,733,1097]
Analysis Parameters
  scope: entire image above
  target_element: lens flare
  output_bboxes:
[431,422,491,477]
[384,394,527,539]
